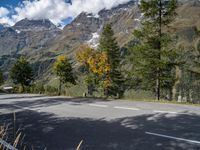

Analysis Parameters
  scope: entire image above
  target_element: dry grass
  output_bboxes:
[0,125,23,150]
[76,140,83,150]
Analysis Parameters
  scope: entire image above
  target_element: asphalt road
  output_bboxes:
[0,94,200,150]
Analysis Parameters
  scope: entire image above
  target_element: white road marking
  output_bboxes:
[14,105,29,110]
[88,104,108,108]
[154,110,177,114]
[146,132,200,144]
[114,106,140,111]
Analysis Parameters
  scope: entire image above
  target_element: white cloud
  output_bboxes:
[0,7,14,25]
[0,17,14,25]
[0,7,9,18]
[65,0,132,17]
[0,0,132,27]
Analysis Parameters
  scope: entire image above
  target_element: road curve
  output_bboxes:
[0,94,200,150]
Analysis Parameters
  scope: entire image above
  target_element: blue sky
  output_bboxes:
[0,0,71,8]
[0,0,73,26]
[0,0,21,8]
[0,0,131,27]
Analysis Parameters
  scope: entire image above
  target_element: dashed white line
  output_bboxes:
[14,105,29,110]
[146,132,200,144]
[153,110,177,114]
[88,104,108,108]
[114,106,140,111]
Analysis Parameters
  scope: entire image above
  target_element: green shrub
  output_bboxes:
[45,85,59,95]
[124,89,155,100]
[30,83,45,94]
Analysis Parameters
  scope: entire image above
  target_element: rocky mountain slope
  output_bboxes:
[0,0,200,81]
[0,19,61,77]
[47,0,140,57]
[0,19,61,56]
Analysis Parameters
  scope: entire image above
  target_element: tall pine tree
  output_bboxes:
[99,24,125,98]
[131,0,177,100]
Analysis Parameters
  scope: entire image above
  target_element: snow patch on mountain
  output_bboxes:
[87,32,100,48]
[134,13,144,22]
[15,29,21,34]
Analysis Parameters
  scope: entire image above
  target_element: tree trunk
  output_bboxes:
[88,84,94,96]
[156,76,161,100]
[58,79,62,96]
[21,84,25,93]
[169,88,173,101]
[104,88,108,98]
[172,66,182,100]
[156,0,162,101]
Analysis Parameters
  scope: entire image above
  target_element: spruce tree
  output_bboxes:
[99,24,125,98]
[131,0,177,100]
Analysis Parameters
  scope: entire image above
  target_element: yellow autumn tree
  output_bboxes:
[76,45,111,95]
[76,45,95,66]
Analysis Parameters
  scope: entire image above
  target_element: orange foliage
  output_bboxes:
[76,45,94,65]
[76,45,112,88]
[87,51,111,75]
[76,45,111,76]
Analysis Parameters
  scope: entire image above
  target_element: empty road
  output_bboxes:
[0,94,200,150]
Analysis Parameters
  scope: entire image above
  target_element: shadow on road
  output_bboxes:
[0,95,111,112]
[0,95,45,100]
[0,110,200,150]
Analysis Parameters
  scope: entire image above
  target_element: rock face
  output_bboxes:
[0,19,61,56]
[54,0,140,55]
[13,19,58,31]
[0,0,140,60]
[0,19,61,77]
[0,24,5,31]
[0,0,200,79]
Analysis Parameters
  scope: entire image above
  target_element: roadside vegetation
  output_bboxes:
[0,0,200,104]
[10,56,34,93]
[53,55,76,95]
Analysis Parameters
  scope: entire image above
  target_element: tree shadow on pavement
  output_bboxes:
[0,95,44,100]
[0,110,200,150]
[0,96,111,113]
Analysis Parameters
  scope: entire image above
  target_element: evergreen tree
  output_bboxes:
[54,55,76,95]
[175,46,200,102]
[130,0,177,100]
[10,56,34,92]
[0,69,3,86]
[99,24,125,98]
